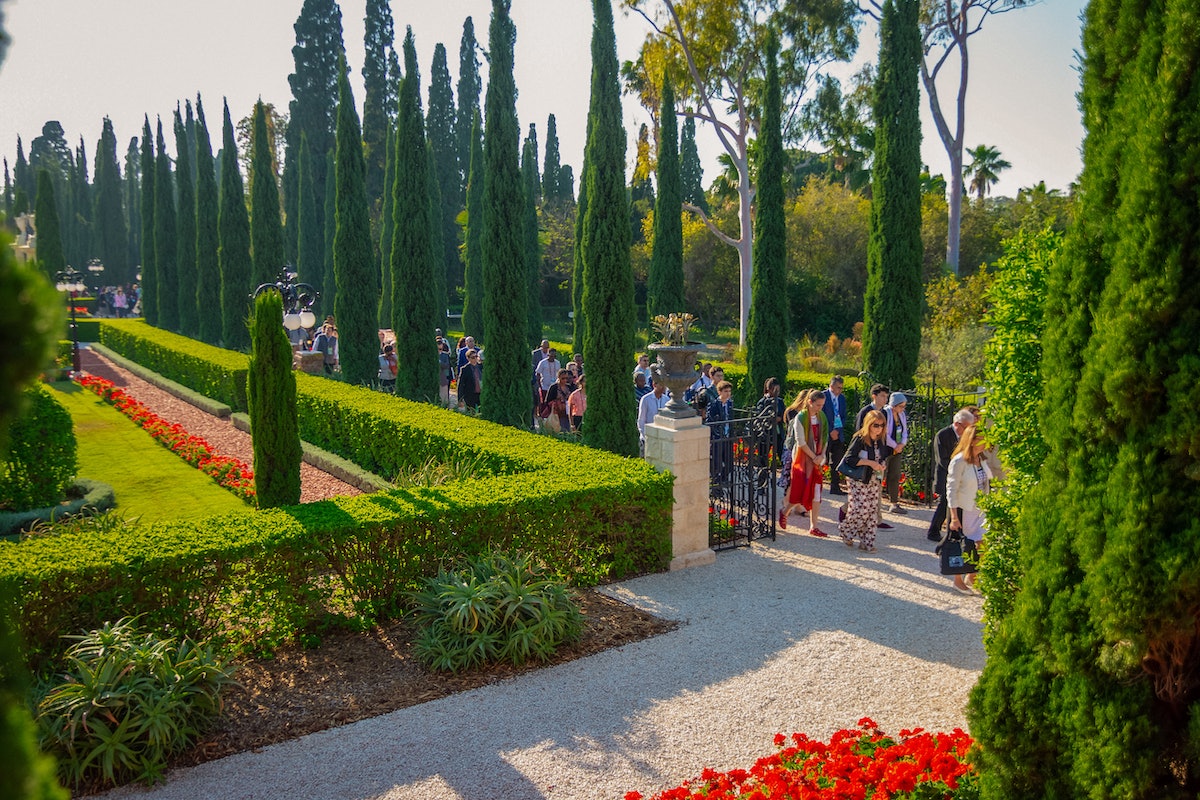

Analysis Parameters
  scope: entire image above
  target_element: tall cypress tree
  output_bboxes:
[67,137,90,272]
[33,170,64,277]
[195,97,222,345]
[522,128,542,347]
[969,0,1200,794]
[92,118,130,287]
[174,107,199,336]
[218,99,253,350]
[390,30,440,399]
[542,113,562,203]
[378,123,396,328]
[322,149,337,318]
[361,0,396,206]
[153,118,178,330]
[572,159,589,351]
[680,115,707,214]
[646,74,685,323]
[283,0,345,263]
[462,111,485,340]
[428,42,461,304]
[2,159,10,221]
[123,136,141,277]
[746,33,789,398]
[480,0,529,428]
[334,61,381,387]
[455,17,481,200]
[12,136,32,201]
[250,100,285,291]
[862,0,922,389]
[581,0,637,456]
[297,134,323,305]
[139,117,157,324]
[427,141,448,335]
[248,289,301,508]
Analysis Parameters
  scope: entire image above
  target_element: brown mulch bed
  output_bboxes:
[179,592,676,767]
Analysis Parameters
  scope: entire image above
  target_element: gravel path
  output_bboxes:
[78,347,361,503]
[98,505,984,800]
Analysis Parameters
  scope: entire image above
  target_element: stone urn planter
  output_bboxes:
[647,312,705,419]
[648,343,704,419]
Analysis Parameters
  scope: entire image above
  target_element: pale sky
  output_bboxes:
[0,0,1085,199]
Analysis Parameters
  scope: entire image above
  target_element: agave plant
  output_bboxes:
[36,617,236,789]
[650,312,699,346]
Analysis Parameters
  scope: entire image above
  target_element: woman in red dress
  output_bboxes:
[782,389,830,537]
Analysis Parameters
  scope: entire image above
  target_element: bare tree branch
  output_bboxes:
[683,202,739,246]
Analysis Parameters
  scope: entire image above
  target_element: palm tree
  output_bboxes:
[965,144,1011,200]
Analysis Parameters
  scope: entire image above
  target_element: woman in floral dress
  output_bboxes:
[838,410,892,552]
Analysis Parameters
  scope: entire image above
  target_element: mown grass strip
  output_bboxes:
[49,382,252,525]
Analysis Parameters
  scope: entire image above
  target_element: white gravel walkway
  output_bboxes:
[99,504,984,800]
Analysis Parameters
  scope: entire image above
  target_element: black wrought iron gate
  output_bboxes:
[705,411,779,550]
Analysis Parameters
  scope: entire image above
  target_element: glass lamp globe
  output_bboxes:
[299,310,316,329]
[283,312,302,331]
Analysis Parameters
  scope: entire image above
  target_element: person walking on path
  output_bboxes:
[837,409,891,552]
[942,424,993,594]
[378,344,397,393]
[853,384,893,530]
[928,408,975,541]
[567,375,587,433]
[457,349,482,410]
[823,376,848,496]
[883,392,909,513]
[782,389,830,537]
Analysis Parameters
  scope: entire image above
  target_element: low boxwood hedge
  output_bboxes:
[99,319,250,411]
[3,320,674,668]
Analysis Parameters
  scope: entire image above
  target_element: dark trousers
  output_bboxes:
[827,434,848,493]
[928,495,948,539]
[884,451,903,504]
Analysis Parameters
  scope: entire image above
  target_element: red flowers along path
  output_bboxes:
[79,374,256,502]
[627,719,977,800]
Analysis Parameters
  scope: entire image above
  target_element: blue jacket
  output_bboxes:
[822,389,848,435]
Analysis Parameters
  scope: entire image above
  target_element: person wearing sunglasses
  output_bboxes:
[836,409,892,552]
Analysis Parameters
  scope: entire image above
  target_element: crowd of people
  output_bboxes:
[91,284,141,317]
[759,376,1000,594]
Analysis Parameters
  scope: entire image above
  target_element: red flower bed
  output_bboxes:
[627,719,977,800]
[78,374,255,502]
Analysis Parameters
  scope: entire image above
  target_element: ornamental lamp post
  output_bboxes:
[55,266,86,376]
[251,266,319,336]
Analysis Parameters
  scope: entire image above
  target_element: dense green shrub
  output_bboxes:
[975,228,1058,640]
[247,291,301,508]
[99,319,250,411]
[0,385,76,513]
[411,550,583,672]
[36,617,234,789]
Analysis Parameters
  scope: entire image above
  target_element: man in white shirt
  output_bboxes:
[637,381,669,456]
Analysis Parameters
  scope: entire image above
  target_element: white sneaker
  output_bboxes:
[889,504,906,514]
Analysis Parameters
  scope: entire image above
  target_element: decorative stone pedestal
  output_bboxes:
[294,350,325,375]
[644,411,715,570]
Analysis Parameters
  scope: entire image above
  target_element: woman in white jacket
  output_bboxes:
[944,424,993,593]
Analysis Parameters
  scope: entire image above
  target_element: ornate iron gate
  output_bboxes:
[705,410,779,550]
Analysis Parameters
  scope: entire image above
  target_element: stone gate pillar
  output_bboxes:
[644,412,715,570]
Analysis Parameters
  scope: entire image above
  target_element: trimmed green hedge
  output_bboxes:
[4,320,673,667]
[99,319,250,411]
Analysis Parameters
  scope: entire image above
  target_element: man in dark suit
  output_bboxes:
[928,408,977,541]
[823,376,849,495]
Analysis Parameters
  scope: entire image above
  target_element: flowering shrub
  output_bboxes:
[77,375,255,502]
[626,719,978,800]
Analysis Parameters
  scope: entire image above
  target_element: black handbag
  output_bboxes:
[835,452,868,483]
[938,530,979,575]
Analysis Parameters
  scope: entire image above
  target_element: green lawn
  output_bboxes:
[50,382,252,525]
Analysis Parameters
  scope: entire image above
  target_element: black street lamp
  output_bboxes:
[55,266,86,375]
[251,266,319,334]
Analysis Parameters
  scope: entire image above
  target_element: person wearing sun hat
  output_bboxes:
[883,391,909,513]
